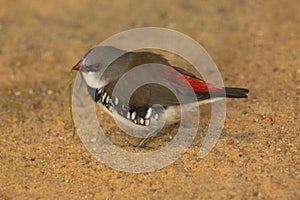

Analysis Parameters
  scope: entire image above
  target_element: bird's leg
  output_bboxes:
[137,137,151,148]
[137,129,159,148]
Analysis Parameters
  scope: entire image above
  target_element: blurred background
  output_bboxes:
[0,0,299,199]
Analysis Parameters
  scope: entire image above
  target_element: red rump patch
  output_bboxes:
[164,66,221,92]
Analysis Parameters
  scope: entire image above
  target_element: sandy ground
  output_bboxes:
[0,0,299,199]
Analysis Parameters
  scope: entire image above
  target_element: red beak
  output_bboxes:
[72,58,87,72]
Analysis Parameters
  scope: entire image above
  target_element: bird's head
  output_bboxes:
[72,46,128,89]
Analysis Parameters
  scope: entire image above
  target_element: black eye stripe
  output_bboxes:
[86,64,101,72]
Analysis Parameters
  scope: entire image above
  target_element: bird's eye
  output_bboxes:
[92,64,100,70]
[87,64,101,71]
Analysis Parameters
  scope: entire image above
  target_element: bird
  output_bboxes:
[72,46,249,147]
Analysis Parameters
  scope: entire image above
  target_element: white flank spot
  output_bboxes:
[114,97,119,105]
[154,113,159,120]
[145,108,152,119]
[97,88,103,95]
[145,119,150,126]
[102,92,107,102]
[131,111,136,120]
[106,95,110,104]
[140,118,144,124]
[127,112,130,119]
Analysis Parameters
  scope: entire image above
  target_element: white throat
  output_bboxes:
[81,71,107,89]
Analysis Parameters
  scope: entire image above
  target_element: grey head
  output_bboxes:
[72,46,129,89]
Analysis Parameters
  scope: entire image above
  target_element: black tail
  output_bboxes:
[223,87,249,98]
[196,87,249,100]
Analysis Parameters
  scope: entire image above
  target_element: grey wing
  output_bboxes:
[105,81,200,108]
